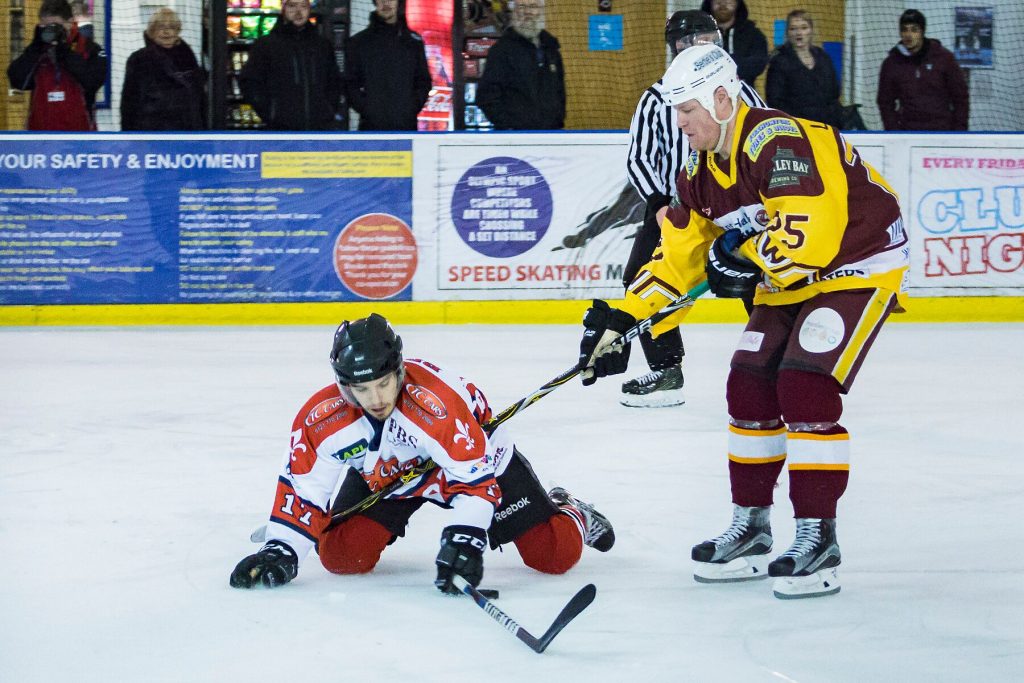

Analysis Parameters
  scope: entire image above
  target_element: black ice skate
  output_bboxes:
[549,487,615,552]
[691,505,772,583]
[768,517,841,599]
[620,365,685,408]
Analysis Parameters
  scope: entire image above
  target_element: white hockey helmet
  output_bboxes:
[661,44,742,116]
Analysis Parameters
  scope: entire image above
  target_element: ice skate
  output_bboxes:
[620,365,685,408]
[549,487,615,552]
[692,505,772,582]
[769,518,841,599]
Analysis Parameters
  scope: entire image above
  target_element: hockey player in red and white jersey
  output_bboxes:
[230,313,614,592]
[577,45,907,599]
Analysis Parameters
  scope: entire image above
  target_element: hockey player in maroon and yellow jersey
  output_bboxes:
[231,314,613,592]
[577,44,908,599]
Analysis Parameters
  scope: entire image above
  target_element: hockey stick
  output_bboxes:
[452,575,597,654]
[244,282,711,542]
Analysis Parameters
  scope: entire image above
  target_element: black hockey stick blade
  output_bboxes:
[535,583,597,653]
[453,575,596,654]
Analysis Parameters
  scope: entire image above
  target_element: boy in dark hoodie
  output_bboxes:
[700,0,768,87]
[239,0,342,130]
[876,9,969,131]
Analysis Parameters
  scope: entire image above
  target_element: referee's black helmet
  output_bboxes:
[665,10,721,56]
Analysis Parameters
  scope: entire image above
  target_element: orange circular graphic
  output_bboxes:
[333,213,418,300]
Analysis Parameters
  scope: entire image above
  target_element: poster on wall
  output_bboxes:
[908,146,1024,292]
[0,138,414,305]
[437,142,641,299]
[954,7,994,68]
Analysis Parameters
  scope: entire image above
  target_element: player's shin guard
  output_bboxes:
[725,367,786,507]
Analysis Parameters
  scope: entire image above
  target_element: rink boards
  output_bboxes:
[1,131,1021,324]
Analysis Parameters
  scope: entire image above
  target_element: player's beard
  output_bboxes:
[514,16,544,41]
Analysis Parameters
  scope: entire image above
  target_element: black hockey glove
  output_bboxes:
[706,229,761,299]
[434,525,487,595]
[578,300,636,386]
[229,540,298,589]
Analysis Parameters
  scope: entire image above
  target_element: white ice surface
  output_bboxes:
[2,322,1023,682]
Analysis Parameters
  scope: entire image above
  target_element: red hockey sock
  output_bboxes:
[318,515,393,575]
[513,513,584,575]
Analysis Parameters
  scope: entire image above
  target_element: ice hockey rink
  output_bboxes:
[2,320,1022,682]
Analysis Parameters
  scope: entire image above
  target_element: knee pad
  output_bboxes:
[777,369,843,426]
[514,515,582,575]
[727,366,781,424]
[318,515,393,575]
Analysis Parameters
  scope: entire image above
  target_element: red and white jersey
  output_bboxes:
[264,358,514,564]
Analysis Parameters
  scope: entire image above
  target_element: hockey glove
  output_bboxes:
[434,525,487,595]
[578,300,636,386]
[229,540,298,589]
[706,229,761,299]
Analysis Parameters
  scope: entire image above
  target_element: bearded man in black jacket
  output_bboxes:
[345,0,431,131]
[239,0,341,130]
[476,0,565,130]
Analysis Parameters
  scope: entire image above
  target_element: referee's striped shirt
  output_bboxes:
[626,80,767,204]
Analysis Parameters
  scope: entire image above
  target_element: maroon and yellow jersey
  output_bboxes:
[623,102,908,334]
[264,359,512,565]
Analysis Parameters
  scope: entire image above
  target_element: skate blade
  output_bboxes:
[772,567,841,599]
[620,389,685,408]
[693,554,770,583]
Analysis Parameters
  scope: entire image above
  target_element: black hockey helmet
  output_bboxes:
[665,10,721,56]
[329,314,404,385]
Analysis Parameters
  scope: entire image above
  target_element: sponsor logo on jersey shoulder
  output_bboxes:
[406,383,448,419]
[305,397,346,427]
[328,438,368,462]
[767,148,813,189]
[745,117,802,162]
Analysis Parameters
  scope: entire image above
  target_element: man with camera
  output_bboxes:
[7,0,107,131]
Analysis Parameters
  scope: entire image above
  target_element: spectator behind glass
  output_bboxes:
[6,0,107,130]
[70,1,93,41]
[876,9,968,131]
[700,0,768,88]
[476,0,566,130]
[121,7,207,131]
[765,10,842,129]
[239,0,342,130]
[344,0,431,131]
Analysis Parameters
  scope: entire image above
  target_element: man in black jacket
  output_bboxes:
[476,0,565,130]
[239,0,341,130]
[700,0,768,88]
[345,0,431,131]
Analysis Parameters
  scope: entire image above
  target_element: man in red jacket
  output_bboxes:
[876,9,969,131]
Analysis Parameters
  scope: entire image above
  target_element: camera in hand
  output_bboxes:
[39,23,67,45]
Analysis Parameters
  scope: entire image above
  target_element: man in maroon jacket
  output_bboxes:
[877,9,969,131]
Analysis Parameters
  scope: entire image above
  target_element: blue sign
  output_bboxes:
[588,14,623,52]
[0,138,413,304]
[450,156,552,258]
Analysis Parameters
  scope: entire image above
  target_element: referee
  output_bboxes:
[620,10,766,408]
